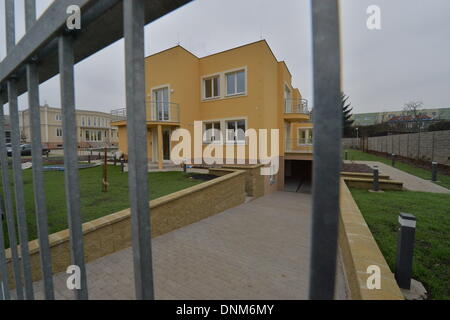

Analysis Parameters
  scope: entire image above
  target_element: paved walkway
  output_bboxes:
[345,160,450,194]
[21,192,347,300]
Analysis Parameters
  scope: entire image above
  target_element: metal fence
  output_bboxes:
[285,98,310,114]
[0,0,342,300]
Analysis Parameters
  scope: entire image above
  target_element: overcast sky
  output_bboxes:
[0,0,449,114]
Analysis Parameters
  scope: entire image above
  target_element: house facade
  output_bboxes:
[19,105,119,148]
[112,40,313,191]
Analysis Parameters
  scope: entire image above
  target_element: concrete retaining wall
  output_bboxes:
[339,179,404,300]
[343,130,450,165]
[5,169,246,287]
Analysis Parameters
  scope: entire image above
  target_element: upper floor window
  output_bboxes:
[203,75,220,99]
[55,113,62,121]
[56,128,63,137]
[226,70,246,96]
[226,119,246,143]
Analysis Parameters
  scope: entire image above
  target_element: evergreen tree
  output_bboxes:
[342,93,354,136]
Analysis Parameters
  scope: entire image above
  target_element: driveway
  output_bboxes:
[19,191,348,300]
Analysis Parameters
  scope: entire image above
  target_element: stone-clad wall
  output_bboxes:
[339,179,403,300]
[343,130,450,164]
[5,170,246,288]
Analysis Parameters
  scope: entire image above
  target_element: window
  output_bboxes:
[226,119,246,143]
[203,76,220,99]
[82,116,85,126]
[298,129,313,145]
[55,113,62,121]
[85,130,90,141]
[97,131,102,141]
[226,70,246,96]
[203,122,221,143]
[56,128,63,137]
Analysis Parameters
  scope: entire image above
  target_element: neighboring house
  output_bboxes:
[112,40,312,191]
[387,114,434,130]
[19,104,119,148]
[352,107,450,126]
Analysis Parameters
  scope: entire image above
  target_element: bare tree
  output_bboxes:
[404,101,424,131]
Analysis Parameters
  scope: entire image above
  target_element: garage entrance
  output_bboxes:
[284,160,313,193]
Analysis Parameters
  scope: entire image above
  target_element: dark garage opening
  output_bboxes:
[284,160,313,193]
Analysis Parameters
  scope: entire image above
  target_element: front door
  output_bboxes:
[163,130,170,160]
[152,87,169,121]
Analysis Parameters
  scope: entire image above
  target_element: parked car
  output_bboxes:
[6,144,50,157]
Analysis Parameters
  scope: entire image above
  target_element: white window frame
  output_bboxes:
[298,128,313,146]
[225,118,247,145]
[225,68,247,97]
[56,128,63,137]
[202,74,220,100]
[203,121,222,144]
[55,113,62,121]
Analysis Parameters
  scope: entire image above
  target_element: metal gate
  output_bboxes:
[0,0,341,300]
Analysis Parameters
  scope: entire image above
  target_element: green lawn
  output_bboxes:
[1,166,205,248]
[350,188,450,300]
[345,149,450,190]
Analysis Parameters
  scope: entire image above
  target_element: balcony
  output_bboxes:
[284,99,310,122]
[285,99,309,114]
[285,138,313,154]
[111,101,180,123]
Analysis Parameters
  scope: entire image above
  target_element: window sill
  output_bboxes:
[225,92,246,98]
[201,96,221,102]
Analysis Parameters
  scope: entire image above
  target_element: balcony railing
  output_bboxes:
[111,101,180,123]
[285,99,309,114]
[285,138,313,153]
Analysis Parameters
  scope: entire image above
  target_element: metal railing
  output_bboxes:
[285,138,313,153]
[111,102,180,123]
[0,0,342,301]
[285,98,309,114]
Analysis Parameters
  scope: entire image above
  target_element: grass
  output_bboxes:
[345,149,450,190]
[350,188,450,300]
[1,165,205,248]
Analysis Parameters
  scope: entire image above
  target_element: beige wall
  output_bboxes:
[19,105,119,147]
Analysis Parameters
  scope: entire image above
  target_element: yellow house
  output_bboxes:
[112,40,313,191]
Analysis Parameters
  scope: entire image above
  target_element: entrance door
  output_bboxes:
[152,87,169,121]
[163,130,170,160]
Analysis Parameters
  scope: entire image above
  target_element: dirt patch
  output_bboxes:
[342,163,373,173]
[188,174,218,181]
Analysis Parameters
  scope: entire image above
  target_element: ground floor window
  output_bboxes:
[203,118,247,144]
[298,128,313,145]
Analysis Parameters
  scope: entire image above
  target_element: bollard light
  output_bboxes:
[391,153,396,167]
[395,213,416,290]
[372,165,379,191]
[345,151,348,160]
[431,161,438,182]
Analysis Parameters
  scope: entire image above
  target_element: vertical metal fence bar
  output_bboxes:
[0,209,10,300]
[0,97,10,300]
[58,34,88,300]
[25,0,37,31]
[5,0,15,53]
[27,62,55,300]
[123,0,154,300]
[309,0,342,300]
[4,0,26,301]
[25,0,54,301]
[0,103,23,300]
[8,79,35,300]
